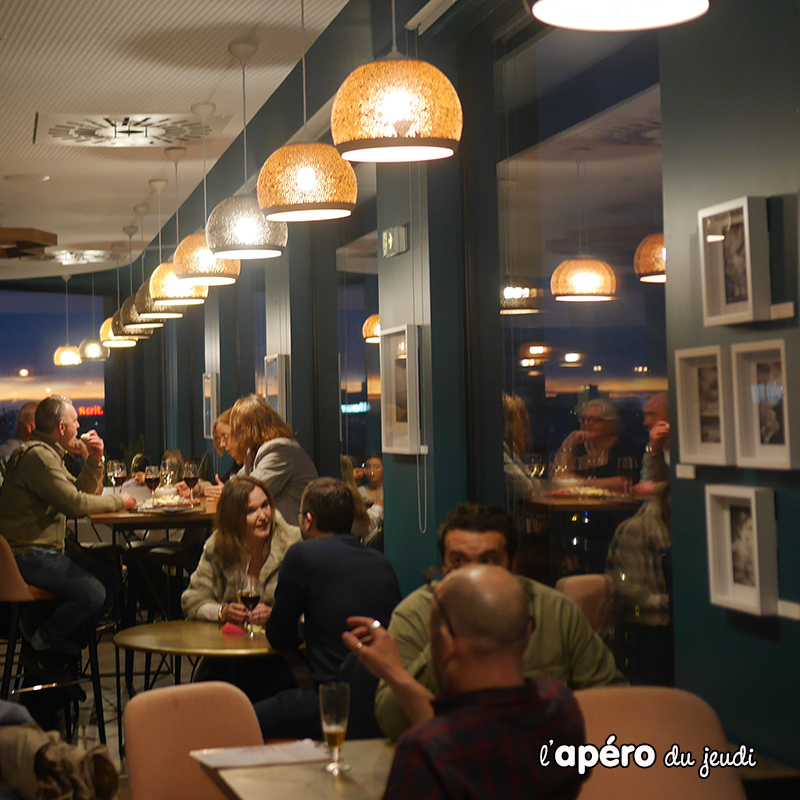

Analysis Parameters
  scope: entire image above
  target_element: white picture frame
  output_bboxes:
[731,338,797,469]
[263,354,290,424]
[379,324,423,455]
[202,372,218,440]
[705,485,777,616]
[697,196,770,326]
[674,345,734,465]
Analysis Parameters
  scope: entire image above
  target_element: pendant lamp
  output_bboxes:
[174,103,242,284]
[362,313,381,343]
[100,316,136,348]
[634,233,666,283]
[206,43,288,259]
[122,210,163,330]
[257,0,357,222]
[500,277,543,315]
[550,256,617,302]
[529,0,709,32]
[54,275,82,366]
[150,147,208,304]
[110,248,146,341]
[135,179,184,320]
[78,272,109,361]
[330,0,462,162]
[550,161,617,302]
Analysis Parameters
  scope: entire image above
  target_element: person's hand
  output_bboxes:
[175,480,190,499]
[132,472,145,485]
[120,492,137,511]
[649,421,670,451]
[221,602,248,625]
[68,438,90,459]
[204,475,224,500]
[632,481,656,497]
[562,430,593,450]
[342,616,404,682]
[80,431,105,462]
[353,466,366,481]
[248,603,272,627]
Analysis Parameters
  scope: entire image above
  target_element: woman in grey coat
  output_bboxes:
[205,394,318,523]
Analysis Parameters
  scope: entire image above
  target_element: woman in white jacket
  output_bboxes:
[181,476,302,698]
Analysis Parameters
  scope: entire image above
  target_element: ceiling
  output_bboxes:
[0,0,351,282]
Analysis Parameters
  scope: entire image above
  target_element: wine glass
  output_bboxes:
[319,682,350,774]
[617,457,638,495]
[238,574,259,637]
[183,461,199,501]
[107,460,126,493]
[144,465,160,503]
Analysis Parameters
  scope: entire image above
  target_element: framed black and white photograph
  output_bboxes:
[674,345,734,465]
[705,485,777,616]
[697,196,770,326]
[379,324,424,455]
[731,339,798,469]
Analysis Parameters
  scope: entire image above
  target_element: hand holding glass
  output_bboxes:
[238,574,259,637]
[319,682,350,774]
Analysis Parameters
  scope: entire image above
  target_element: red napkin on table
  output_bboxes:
[222,622,246,636]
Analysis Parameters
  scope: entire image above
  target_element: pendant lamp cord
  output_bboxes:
[140,224,146,284]
[301,0,308,138]
[391,0,398,54]
[90,272,96,329]
[158,192,163,264]
[174,161,180,245]
[202,120,208,224]
[64,278,69,342]
[241,61,248,185]
[128,234,134,295]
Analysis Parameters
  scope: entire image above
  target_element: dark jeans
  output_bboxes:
[254,687,321,741]
[15,547,115,649]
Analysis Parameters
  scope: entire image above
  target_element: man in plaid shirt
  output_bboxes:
[345,564,587,799]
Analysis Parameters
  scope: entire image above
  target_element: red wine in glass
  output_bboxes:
[184,476,199,490]
[145,476,160,492]
[113,476,126,487]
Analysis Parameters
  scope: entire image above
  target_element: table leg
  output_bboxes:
[115,644,124,762]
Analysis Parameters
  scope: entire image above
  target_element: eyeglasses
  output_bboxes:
[579,415,607,424]
[216,433,230,444]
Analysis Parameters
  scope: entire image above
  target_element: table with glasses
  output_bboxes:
[114,620,280,758]
[526,491,644,578]
[197,738,396,800]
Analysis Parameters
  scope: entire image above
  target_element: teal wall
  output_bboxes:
[660,0,800,767]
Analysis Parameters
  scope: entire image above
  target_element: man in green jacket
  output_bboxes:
[0,396,135,657]
[343,503,626,740]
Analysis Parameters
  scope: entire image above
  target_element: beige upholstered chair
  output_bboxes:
[124,681,264,800]
[575,686,746,799]
[555,574,613,634]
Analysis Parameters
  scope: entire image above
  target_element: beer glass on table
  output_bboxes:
[319,682,350,774]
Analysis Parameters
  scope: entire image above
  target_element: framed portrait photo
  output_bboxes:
[705,485,778,616]
[697,196,770,326]
[731,339,798,469]
[674,345,734,465]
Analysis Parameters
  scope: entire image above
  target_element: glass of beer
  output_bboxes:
[319,682,350,774]
[238,574,259,636]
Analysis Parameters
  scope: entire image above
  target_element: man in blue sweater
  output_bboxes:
[257,477,402,739]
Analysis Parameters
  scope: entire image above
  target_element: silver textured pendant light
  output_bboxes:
[206,42,288,259]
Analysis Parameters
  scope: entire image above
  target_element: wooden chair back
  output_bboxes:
[124,681,264,800]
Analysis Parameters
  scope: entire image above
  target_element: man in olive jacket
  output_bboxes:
[0,396,135,656]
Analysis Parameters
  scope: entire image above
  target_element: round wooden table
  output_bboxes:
[114,621,279,758]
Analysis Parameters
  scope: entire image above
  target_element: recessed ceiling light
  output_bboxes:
[4,173,50,182]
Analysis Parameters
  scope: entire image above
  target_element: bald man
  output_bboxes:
[346,565,587,800]
[636,392,670,495]
[0,402,38,460]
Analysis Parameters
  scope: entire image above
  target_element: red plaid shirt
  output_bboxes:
[381,679,586,800]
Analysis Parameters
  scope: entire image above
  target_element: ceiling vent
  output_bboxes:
[37,113,230,147]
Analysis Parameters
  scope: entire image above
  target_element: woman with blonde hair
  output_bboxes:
[206,394,318,522]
